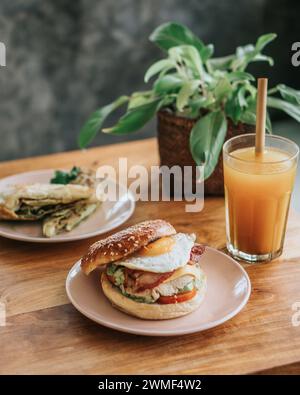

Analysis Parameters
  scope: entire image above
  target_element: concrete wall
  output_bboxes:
[0,0,299,161]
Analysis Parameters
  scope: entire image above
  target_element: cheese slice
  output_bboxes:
[163,264,202,283]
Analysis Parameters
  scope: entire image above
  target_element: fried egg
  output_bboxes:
[115,233,196,273]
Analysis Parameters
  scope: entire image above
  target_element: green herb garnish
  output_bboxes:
[50,166,81,184]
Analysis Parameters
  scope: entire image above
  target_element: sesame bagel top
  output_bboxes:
[81,219,176,274]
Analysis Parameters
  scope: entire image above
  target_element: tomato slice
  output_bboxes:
[157,288,196,304]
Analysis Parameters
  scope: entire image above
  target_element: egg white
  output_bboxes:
[115,233,196,273]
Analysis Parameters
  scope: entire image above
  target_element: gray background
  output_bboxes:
[1,0,300,163]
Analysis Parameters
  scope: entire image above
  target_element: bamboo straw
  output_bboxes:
[255,78,268,155]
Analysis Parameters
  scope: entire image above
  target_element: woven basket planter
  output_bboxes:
[157,110,255,196]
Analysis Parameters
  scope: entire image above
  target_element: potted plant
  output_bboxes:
[78,22,300,195]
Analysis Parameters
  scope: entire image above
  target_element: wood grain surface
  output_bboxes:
[0,138,300,374]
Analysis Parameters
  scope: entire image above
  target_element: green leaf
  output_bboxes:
[150,22,213,62]
[231,44,255,70]
[243,83,257,99]
[237,87,248,108]
[207,55,235,71]
[253,54,274,66]
[190,111,227,179]
[144,59,174,83]
[255,33,277,52]
[183,46,205,78]
[214,78,232,101]
[230,34,276,71]
[153,74,183,94]
[267,96,300,123]
[188,97,215,118]
[277,84,300,105]
[239,109,256,126]
[128,91,153,109]
[78,96,129,148]
[103,98,161,134]
[176,80,199,111]
[227,71,255,82]
[227,82,259,125]
[168,45,205,78]
[50,166,81,184]
[160,94,177,108]
[225,90,243,124]
[202,44,214,63]
[266,111,272,133]
[239,106,272,132]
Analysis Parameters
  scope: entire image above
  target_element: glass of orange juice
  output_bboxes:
[223,133,299,263]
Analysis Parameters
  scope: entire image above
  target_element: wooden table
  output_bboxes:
[1,138,300,375]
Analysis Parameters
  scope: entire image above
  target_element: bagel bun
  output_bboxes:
[101,272,207,320]
[81,219,176,275]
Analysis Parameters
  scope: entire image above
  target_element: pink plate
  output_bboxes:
[66,247,251,336]
[0,169,135,243]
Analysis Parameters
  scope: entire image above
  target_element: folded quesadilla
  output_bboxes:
[42,167,100,237]
[42,199,98,237]
[0,183,93,221]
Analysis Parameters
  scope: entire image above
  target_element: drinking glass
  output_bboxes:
[223,133,299,263]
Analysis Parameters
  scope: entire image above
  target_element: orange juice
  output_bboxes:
[224,145,297,259]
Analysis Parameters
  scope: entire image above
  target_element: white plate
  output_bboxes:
[66,247,251,336]
[0,169,135,243]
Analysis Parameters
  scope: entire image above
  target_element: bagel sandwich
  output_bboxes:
[81,219,207,320]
